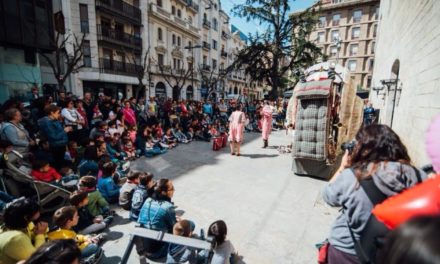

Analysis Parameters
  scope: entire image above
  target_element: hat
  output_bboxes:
[426,114,440,172]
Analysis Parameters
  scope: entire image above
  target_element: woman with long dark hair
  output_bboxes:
[322,124,426,264]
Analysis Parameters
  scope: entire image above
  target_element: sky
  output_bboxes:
[221,0,317,35]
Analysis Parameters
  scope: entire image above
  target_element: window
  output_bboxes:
[352,27,360,39]
[353,10,362,23]
[332,0,342,3]
[332,13,340,26]
[158,28,163,41]
[157,0,162,7]
[375,6,379,20]
[188,16,193,25]
[318,16,326,28]
[203,13,207,22]
[172,34,176,45]
[212,59,217,69]
[171,6,176,15]
[212,40,217,50]
[373,24,377,37]
[213,18,218,30]
[369,59,374,71]
[330,46,338,57]
[158,54,164,65]
[331,30,339,42]
[188,41,192,48]
[367,76,372,88]
[203,55,207,65]
[79,4,89,33]
[348,60,357,71]
[350,44,358,56]
[371,41,375,54]
[83,40,91,67]
[177,36,181,47]
[173,58,181,69]
[317,32,325,43]
[177,9,181,18]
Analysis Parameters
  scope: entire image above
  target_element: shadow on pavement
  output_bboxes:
[239,154,279,159]
[100,255,121,263]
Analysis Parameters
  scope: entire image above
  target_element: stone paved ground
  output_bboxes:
[101,130,339,264]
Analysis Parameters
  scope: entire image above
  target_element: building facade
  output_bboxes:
[0,0,54,103]
[306,0,380,91]
[49,0,262,101]
[370,0,440,166]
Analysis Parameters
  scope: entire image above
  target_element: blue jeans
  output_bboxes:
[0,191,14,210]
[81,243,99,258]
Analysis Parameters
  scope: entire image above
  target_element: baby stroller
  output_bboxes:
[0,151,71,214]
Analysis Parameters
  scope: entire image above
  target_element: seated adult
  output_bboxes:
[322,124,427,264]
[0,198,48,264]
[0,108,35,158]
[137,178,177,259]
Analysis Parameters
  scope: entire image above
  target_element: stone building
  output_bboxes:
[299,0,380,91]
[41,0,263,101]
[370,0,440,166]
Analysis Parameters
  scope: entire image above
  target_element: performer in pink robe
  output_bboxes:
[261,101,273,148]
[228,104,245,156]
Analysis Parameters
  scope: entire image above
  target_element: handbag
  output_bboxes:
[316,239,330,264]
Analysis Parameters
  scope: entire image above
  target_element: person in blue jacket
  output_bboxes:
[38,104,72,169]
[97,161,120,203]
[78,146,100,177]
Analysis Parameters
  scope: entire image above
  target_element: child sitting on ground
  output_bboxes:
[119,171,140,210]
[166,220,198,264]
[130,172,155,221]
[58,167,80,189]
[97,161,120,203]
[172,124,190,144]
[70,191,113,235]
[30,159,62,183]
[79,176,113,217]
[208,220,237,263]
[48,206,103,260]
[163,128,178,149]
[122,139,136,160]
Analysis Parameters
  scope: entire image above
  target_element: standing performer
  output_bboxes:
[228,105,245,156]
[261,101,273,148]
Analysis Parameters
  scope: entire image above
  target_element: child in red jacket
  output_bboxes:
[31,160,62,183]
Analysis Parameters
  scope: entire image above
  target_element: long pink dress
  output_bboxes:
[228,110,245,143]
[261,105,273,140]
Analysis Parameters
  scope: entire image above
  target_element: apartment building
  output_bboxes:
[43,0,262,101]
[305,0,380,91]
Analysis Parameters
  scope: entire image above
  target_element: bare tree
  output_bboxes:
[156,61,193,100]
[38,31,86,91]
[125,47,151,100]
[198,65,230,99]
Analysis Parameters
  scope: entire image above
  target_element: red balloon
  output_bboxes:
[373,175,440,229]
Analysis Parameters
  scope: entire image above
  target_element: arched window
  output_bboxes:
[157,0,162,7]
[177,9,181,18]
[158,27,162,41]
[171,6,176,15]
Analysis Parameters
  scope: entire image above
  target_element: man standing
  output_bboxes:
[145,96,158,125]
[83,92,96,128]
[203,100,213,118]
[218,99,228,122]
[261,101,273,148]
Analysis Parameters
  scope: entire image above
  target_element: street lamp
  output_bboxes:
[184,44,202,99]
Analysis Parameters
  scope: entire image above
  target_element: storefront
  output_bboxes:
[83,81,126,100]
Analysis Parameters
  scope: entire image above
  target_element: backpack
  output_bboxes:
[346,168,422,264]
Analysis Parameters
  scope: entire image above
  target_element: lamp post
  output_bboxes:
[184,44,202,99]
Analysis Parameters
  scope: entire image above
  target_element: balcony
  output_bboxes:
[99,58,139,77]
[148,4,199,36]
[202,41,211,50]
[221,50,227,58]
[221,31,230,40]
[185,0,199,12]
[96,0,141,25]
[201,64,211,71]
[203,19,211,29]
[97,25,142,51]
